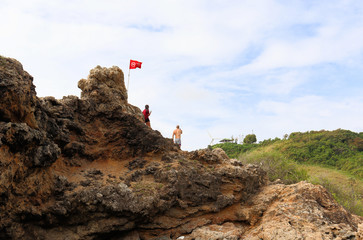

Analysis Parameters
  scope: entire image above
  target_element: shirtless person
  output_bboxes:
[172,125,183,148]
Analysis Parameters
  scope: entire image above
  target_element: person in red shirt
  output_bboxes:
[142,105,152,128]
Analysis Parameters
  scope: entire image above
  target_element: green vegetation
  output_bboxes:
[240,150,309,184]
[302,164,363,216]
[211,142,309,184]
[280,129,363,178]
[214,129,363,178]
[211,129,363,216]
[243,133,257,144]
[211,142,258,158]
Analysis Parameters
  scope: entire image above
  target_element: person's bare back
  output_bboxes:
[173,128,182,138]
[172,125,183,147]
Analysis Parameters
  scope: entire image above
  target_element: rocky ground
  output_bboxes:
[0,55,362,239]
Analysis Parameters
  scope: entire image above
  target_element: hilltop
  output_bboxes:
[213,129,363,216]
[213,129,363,177]
[0,56,362,239]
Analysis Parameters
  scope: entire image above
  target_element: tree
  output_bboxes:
[243,134,257,144]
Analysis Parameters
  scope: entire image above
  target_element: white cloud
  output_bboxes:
[257,95,363,135]
[1,0,363,150]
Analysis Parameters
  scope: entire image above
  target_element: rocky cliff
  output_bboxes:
[0,56,362,240]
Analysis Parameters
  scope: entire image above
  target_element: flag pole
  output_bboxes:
[127,67,131,92]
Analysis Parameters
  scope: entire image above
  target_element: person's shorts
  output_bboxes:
[145,118,150,123]
[175,138,181,145]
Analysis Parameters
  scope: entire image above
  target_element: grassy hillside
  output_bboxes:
[214,129,363,178]
[211,129,363,216]
[279,129,363,178]
[301,164,363,216]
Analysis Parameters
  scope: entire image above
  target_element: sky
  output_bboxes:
[1,0,363,150]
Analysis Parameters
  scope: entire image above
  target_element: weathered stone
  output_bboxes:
[0,56,361,239]
[187,222,244,240]
[78,65,143,121]
[188,148,225,164]
[0,56,37,128]
[358,223,363,240]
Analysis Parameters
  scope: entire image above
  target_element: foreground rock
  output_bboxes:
[0,56,362,239]
[185,181,363,240]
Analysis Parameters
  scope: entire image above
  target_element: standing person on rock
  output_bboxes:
[172,125,183,149]
[143,105,152,128]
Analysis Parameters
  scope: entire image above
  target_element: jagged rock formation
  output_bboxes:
[0,55,362,239]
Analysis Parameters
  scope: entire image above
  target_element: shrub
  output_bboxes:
[243,134,257,144]
[212,142,257,158]
[239,151,309,184]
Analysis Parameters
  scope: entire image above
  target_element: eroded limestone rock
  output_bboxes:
[0,57,37,128]
[0,56,362,240]
[78,65,143,121]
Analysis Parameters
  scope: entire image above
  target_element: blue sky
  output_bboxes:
[1,0,363,150]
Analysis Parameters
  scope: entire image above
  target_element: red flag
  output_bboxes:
[129,60,142,69]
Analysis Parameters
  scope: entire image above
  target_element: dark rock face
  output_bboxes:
[0,57,37,128]
[0,56,362,240]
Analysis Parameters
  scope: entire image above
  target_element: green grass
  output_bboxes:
[278,129,363,178]
[212,129,363,216]
[214,129,363,178]
[302,164,363,216]
[211,142,258,158]
[239,149,309,184]
[238,148,363,216]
